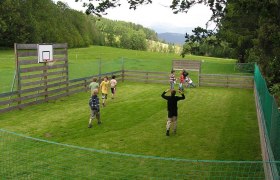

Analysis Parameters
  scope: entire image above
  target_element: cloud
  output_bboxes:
[53,0,214,33]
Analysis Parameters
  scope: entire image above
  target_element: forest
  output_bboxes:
[0,0,279,96]
[0,0,159,50]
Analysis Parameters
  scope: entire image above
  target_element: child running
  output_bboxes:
[110,75,117,99]
[100,76,110,107]
[88,89,101,128]
[88,77,99,95]
[186,76,196,88]
[179,71,185,91]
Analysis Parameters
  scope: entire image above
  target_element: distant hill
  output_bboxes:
[158,33,186,45]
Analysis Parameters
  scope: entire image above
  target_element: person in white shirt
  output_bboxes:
[186,77,196,88]
[110,75,117,99]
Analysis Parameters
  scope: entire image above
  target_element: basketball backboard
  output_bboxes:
[38,44,53,63]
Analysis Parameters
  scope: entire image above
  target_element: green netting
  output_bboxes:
[1,128,278,179]
[254,64,280,162]
[235,63,255,73]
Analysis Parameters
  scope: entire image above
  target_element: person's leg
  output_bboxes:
[102,94,107,107]
[88,109,94,128]
[166,117,172,136]
[172,116,178,134]
[179,83,183,91]
[170,82,174,90]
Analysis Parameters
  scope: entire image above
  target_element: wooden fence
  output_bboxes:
[0,43,124,114]
[0,70,122,114]
[199,74,254,89]
[124,70,169,84]
[0,67,253,114]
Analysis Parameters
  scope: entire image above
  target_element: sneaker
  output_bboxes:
[88,124,92,128]
[98,121,102,125]
[166,130,170,136]
[102,103,105,107]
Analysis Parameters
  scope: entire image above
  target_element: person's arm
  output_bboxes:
[100,82,103,91]
[177,90,185,100]
[161,89,170,100]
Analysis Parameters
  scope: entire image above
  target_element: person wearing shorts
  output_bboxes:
[88,89,101,128]
[161,89,185,136]
[110,75,117,99]
[100,76,109,107]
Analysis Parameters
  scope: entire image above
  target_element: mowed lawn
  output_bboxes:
[0,82,261,161]
[1,45,240,93]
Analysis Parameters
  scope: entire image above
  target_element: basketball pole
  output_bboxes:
[8,69,17,107]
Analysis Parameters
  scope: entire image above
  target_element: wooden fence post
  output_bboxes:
[84,79,87,92]
[43,62,48,102]
[65,43,69,96]
[15,43,22,110]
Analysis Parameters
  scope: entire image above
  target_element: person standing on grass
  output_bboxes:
[100,76,110,107]
[161,89,185,136]
[88,89,101,128]
[179,71,185,91]
[110,75,117,99]
[169,70,176,90]
[88,77,99,95]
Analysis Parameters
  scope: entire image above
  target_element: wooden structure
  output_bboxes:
[0,43,69,113]
[172,60,201,72]
[124,70,169,84]
[172,60,202,86]
[123,70,254,89]
[199,74,254,88]
[0,49,253,114]
[0,44,119,113]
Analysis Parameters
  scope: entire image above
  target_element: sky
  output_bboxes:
[53,0,214,34]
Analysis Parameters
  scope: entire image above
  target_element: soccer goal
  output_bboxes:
[172,60,201,86]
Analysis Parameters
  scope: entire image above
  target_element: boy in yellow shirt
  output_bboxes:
[100,76,110,107]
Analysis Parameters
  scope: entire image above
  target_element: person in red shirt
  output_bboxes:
[179,71,185,91]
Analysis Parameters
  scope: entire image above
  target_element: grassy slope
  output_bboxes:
[0,46,239,93]
[0,82,260,161]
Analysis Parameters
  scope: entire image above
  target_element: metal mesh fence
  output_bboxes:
[235,63,255,73]
[1,128,279,179]
[254,64,280,162]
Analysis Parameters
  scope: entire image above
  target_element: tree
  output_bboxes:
[218,0,280,85]
[78,0,226,24]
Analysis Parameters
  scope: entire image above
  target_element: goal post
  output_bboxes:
[172,60,201,86]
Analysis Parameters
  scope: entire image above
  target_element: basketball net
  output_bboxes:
[46,59,56,67]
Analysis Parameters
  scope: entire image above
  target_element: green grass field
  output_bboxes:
[0,46,262,178]
[0,82,260,161]
[0,45,242,93]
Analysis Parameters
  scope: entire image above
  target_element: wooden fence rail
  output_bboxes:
[199,74,254,89]
[124,70,169,84]
[0,70,253,114]
[0,71,123,114]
